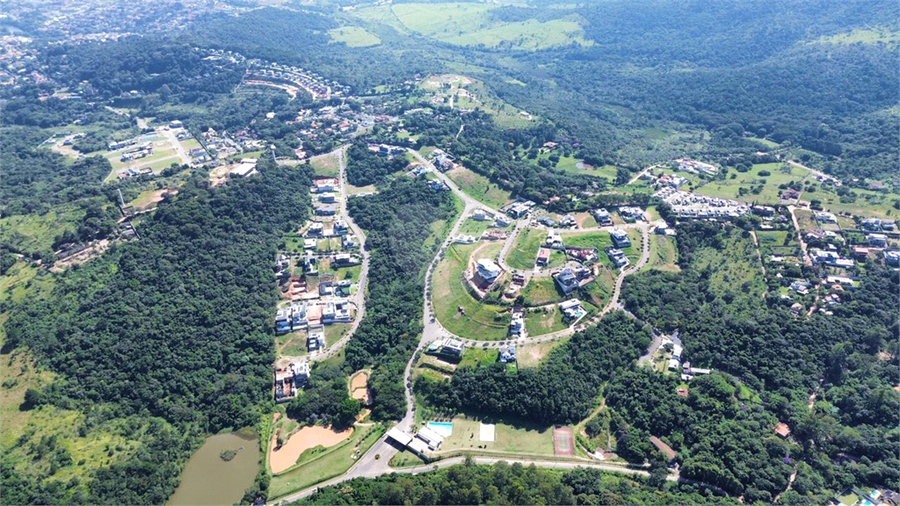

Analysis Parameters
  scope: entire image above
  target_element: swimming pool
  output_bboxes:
[427,421,453,437]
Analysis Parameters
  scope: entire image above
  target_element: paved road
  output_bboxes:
[160,127,193,166]
[304,148,371,364]
[271,154,686,506]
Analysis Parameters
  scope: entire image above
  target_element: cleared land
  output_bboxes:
[435,414,555,456]
[515,337,569,368]
[645,234,680,272]
[328,26,381,47]
[505,228,544,270]
[390,3,592,51]
[432,243,510,341]
[695,163,810,204]
[308,150,341,177]
[270,425,353,474]
[445,165,512,210]
[521,276,565,306]
[524,307,568,337]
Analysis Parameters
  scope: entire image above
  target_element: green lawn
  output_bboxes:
[521,277,565,306]
[268,424,385,500]
[457,218,492,237]
[435,414,555,456]
[458,348,499,368]
[644,234,680,272]
[324,323,352,348]
[432,243,511,341]
[390,2,592,50]
[505,228,543,269]
[331,264,362,283]
[524,307,568,337]
[445,165,512,209]
[309,150,342,177]
[694,163,811,204]
[328,26,381,47]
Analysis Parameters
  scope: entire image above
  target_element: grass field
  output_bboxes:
[524,306,568,337]
[795,209,816,230]
[814,187,899,220]
[645,234,680,272]
[505,228,543,269]
[695,163,811,204]
[328,26,381,47]
[436,414,555,456]
[432,243,511,341]
[0,206,86,254]
[515,337,568,368]
[521,276,565,306]
[308,150,341,177]
[814,27,900,45]
[693,229,766,297]
[268,424,385,500]
[457,218,493,237]
[458,347,499,369]
[389,3,592,51]
[445,165,512,209]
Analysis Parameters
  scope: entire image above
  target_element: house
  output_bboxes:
[790,281,811,295]
[554,268,579,294]
[782,188,801,200]
[790,302,803,316]
[342,235,357,250]
[649,436,677,465]
[546,230,563,248]
[333,220,348,234]
[275,308,292,334]
[619,206,645,222]
[307,222,324,236]
[319,192,336,203]
[559,299,585,320]
[499,345,517,363]
[509,312,524,337]
[607,248,629,268]
[333,253,359,266]
[415,426,445,451]
[752,205,776,217]
[454,235,478,245]
[439,338,465,357]
[610,228,631,248]
[507,202,531,218]
[307,326,325,352]
[303,239,317,250]
[472,209,492,222]
[592,208,612,225]
[312,178,338,193]
[493,216,511,228]
[319,280,334,296]
[567,247,598,264]
[536,248,551,266]
[315,204,337,216]
[884,250,900,267]
[274,361,309,402]
[867,233,888,248]
[476,259,502,283]
[323,299,351,323]
[814,211,837,223]
[774,422,791,438]
[291,302,308,330]
[852,246,870,259]
[169,120,183,128]
[559,215,577,227]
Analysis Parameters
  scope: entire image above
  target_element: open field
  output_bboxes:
[693,230,766,297]
[644,234,680,272]
[269,425,353,474]
[268,424,385,500]
[0,206,85,254]
[521,276,565,306]
[435,414,556,456]
[813,187,899,220]
[445,165,512,209]
[524,306,568,337]
[432,243,511,341]
[506,228,544,269]
[390,3,591,51]
[458,347,499,369]
[694,163,811,204]
[813,27,900,45]
[795,209,816,230]
[515,337,568,368]
[309,150,342,177]
[328,26,381,47]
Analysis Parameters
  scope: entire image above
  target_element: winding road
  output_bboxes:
[271,149,677,505]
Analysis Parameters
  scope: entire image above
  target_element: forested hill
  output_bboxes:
[3,159,312,503]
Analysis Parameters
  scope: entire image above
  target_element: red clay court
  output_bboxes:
[553,426,575,456]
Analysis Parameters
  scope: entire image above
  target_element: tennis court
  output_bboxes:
[553,426,574,456]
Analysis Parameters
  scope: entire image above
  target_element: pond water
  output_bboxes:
[168,432,260,506]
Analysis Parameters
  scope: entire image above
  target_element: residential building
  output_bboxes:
[275,308,292,335]
[440,338,465,357]
[546,230,562,248]
[592,208,612,225]
[307,326,325,352]
[884,250,900,267]
[619,206,645,222]
[607,248,629,268]
[610,228,631,248]
[867,233,888,248]
[509,312,524,337]
[476,259,502,282]
[774,422,791,438]
[315,204,337,216]
[319,192,336,203]
[559,299,585,320]
[291,302,308,330]
[536,248,551,266]
[499,345,517,363]
[814,211,837,223]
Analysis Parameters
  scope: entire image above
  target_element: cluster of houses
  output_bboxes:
[274,361,310,403]
[119,143,152,162]
[245,60,348,100]
[676,158,718,176]
[504,200,537,219]
[429,148,456,172]
[656,189,750,219]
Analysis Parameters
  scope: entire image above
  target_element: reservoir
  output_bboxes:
[168,432,260,506]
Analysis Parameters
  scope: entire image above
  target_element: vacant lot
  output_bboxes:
[521,276,565,306]
[506,228,544,269]
[432,243,510,341]
[515,337,568,368]
[695,163,810,204]
[524,307,568,337]
[390,3,592,51]
[328,26,381,47]
[445,165,512,209]
[309,149,342,177]
[645,234,680,272]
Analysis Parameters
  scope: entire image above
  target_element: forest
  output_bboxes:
[415,313,650,425]
[344,141,409,187]
[3,156,313,503]
[618,221,899,498]
[344,178,456,420]
[294,459,736,506]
